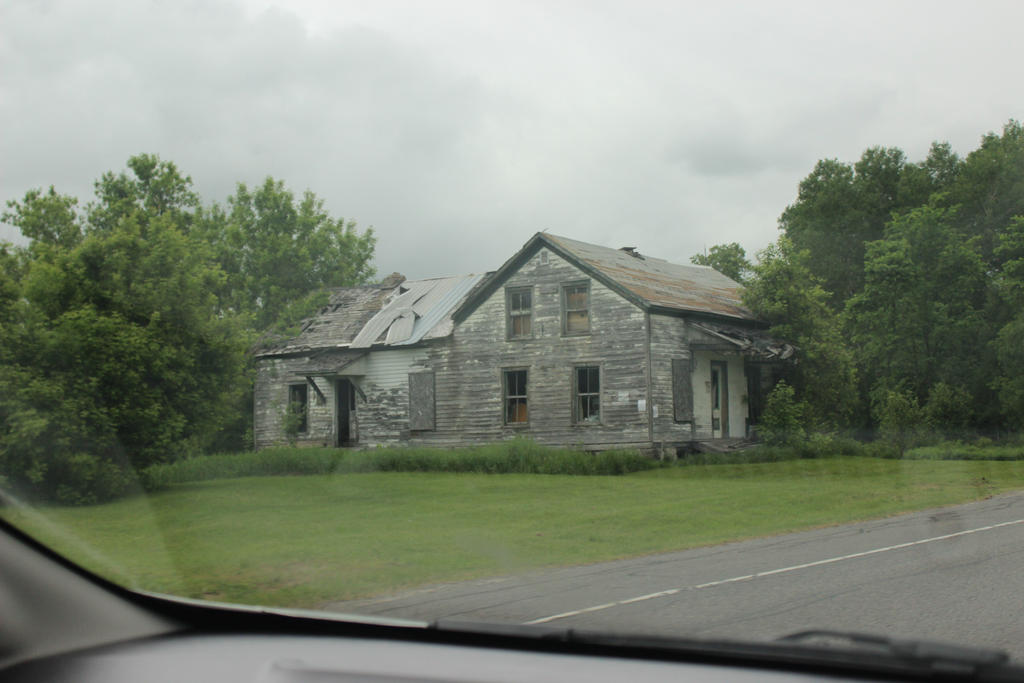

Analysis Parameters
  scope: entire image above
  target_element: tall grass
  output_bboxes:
[13,459,1024,608]
[903,442,1024,461]
[141,440,659,490]
[676,434,1024,465]
[677,434,871,465]
[140,436,1024,490]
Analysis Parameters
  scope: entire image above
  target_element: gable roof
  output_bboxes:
[454,233,757,323]
[256,273,486,358]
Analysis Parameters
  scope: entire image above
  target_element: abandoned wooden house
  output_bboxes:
[253,233,793,454]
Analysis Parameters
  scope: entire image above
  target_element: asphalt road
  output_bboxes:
[327,493,1024,661]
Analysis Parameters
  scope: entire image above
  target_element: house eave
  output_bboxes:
[255,336,449,361]
[647,304,767,328]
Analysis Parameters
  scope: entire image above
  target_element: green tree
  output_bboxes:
[743,238,859,428]
[1,155,379,502]
[690,242,751,282]
[779,144,967,311]
[992,216,1024,427]
[779,148,915,308]
[0,157,249,503]
[896,141,963,208]
[747,121,1022,435]
[941,120,1024,263]
[0,243,21,323]
[874,388,924,456]
[758,380,807,447]
[4,187,82,249]
[845,204,992,415]
[923,382,973,439]
[87,154,200,237]
[196,178,376,332]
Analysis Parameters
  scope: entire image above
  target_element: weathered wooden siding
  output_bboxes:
[254,352,348,448]
[411,247,652,449]
[254,245,764,451]
[355,348,430,446]
[648,314,696,445]
[254,347,428,448]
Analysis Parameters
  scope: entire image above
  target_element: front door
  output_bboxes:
[710,361,729,438]
[336,378,357,446]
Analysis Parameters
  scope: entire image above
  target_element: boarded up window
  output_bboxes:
[408,372,435,431]
[672,358,693,422]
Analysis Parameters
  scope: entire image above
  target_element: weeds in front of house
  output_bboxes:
[675,433,1024,466]
[139,440,659,490]
[901,440,1024,461]
[139,433,1024,490]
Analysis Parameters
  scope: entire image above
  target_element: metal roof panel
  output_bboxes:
[543,234,755,320]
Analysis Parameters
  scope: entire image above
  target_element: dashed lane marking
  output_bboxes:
[524,517,1024,625]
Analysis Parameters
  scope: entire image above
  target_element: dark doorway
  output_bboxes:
[336,378,357,446]
[710,361,729,438]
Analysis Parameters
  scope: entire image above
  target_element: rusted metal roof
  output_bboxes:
[259,233,760,360]
[256,273,485,358]
[542,234,756,320]
[453,233,758,323]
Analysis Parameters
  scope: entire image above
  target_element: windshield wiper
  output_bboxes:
[777,630,1011,679]
[429,619,1023,681]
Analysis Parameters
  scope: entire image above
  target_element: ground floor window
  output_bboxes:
[287,383,308,433]
[574,366,600,423]
[503,369,528,424]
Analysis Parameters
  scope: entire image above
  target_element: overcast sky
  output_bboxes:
[2,0,1021,279]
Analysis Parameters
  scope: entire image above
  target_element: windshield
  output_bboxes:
[2,0,1023,668]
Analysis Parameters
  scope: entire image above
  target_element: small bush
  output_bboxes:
[758,381,808,447]
[874,388,925,456]
[924,383,973,440]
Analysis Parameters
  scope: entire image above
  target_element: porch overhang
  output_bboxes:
[300,350,369,376]
[689,321,796,362]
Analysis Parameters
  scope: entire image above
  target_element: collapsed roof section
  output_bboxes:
[256,272,487,358]
[689,321,797,361]
[350,274,487,348]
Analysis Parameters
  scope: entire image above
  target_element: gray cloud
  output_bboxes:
[3,0,1022,278]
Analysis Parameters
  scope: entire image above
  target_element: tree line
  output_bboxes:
[694,120,1024,439]
[2,121,1021,503]
[0,155,375,503]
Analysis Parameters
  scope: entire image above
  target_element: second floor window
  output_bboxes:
[562,283,590,334]
[506,287,532,338]
[503,369,528,424]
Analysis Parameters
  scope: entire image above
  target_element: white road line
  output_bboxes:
[523,517,1024,625]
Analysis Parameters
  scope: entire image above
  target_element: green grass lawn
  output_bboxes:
[4,457,1023,609]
